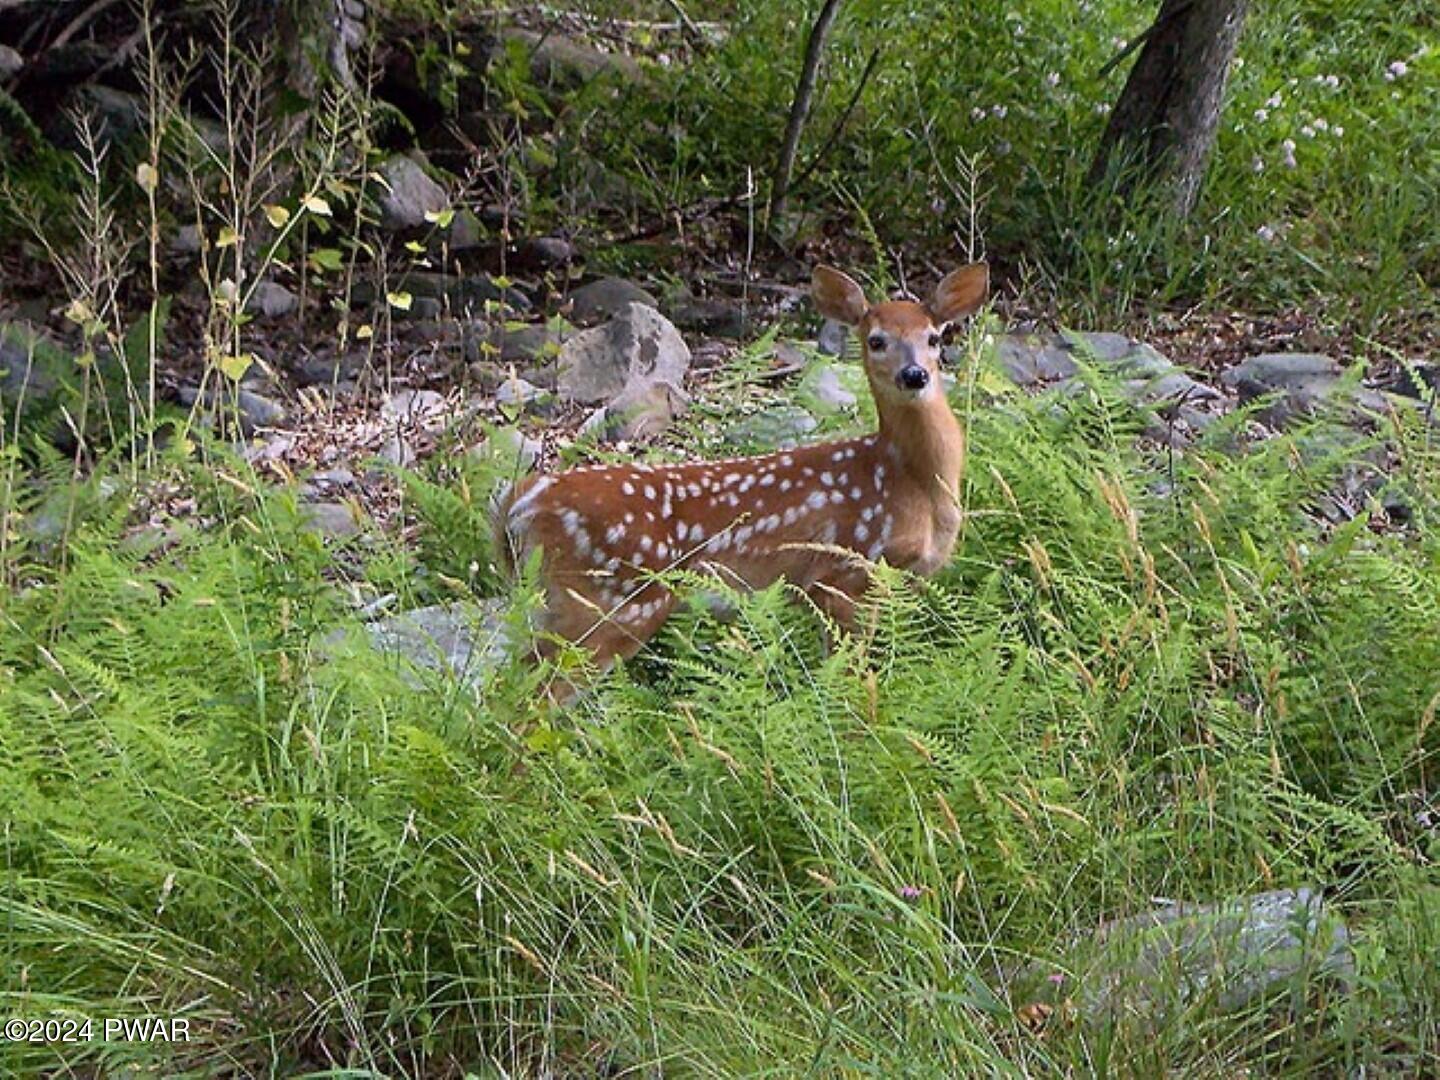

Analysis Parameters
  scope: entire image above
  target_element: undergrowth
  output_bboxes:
[2,368,1436,1076]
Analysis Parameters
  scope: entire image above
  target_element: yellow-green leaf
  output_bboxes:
[386,291,413,312]
[216,226,239,248]
[304,195,333,217]
[264,204,291,229]
[424,207,455,228]
[308,247,344,272]
[356,324,373,340]
[135,162,159,194]
[219,353,254,381]
[404,240,427,254]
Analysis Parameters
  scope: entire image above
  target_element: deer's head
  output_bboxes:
[812,263,989,407]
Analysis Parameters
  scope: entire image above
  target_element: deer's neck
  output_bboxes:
[876,395,965,498]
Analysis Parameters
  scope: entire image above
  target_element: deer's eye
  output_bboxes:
[867,334,887,352]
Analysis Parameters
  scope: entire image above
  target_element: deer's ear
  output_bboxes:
[929,263,989,326]
[811,266,868,326]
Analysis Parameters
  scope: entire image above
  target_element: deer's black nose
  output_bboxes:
[896,365,929,391]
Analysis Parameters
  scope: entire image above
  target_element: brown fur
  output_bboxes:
[496,263,989,700]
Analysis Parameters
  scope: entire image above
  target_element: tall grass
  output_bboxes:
[2,366,1436,1075]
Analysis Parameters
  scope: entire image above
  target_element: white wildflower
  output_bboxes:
[1281,138,1298,168]
[1252,155,1265,173]
[1257,225,1277,243]
[1254,108,1269,122]
[1300,124,1315,138]
[970,106,987,121]
[1267,92,1283,108]
[1045,72,1061,88]
[1314,117,1329,132]
[1333,124,1344,137]
[1386,60,1408,81]
[991,104,1008,119]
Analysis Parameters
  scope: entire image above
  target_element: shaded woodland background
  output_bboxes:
[1,1,1437,1076]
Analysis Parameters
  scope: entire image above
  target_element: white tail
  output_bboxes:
[497,262,989,698]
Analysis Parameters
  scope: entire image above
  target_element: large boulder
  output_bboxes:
[1,322,64,411]
[1024,888,1354,1028]
[1222,353,1394,429]
[363,601,515,693]
[376,154,450,231]
[557,302,690,405]
[565,277,658,326]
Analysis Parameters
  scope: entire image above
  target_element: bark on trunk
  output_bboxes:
[1090,0,1249,217]
[768,0,843,225]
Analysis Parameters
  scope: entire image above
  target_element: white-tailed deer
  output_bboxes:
[495,262,989,697]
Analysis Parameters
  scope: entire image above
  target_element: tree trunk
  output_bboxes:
[1090,0,1249,217]
[768,0,843,226]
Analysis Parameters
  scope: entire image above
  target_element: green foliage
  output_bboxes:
[2,375,1437,1075]
[572,0,1437,325]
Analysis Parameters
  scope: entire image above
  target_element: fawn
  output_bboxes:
[495,262,989,696]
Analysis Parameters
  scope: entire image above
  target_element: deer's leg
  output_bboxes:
[805,563,872,638]
[532,580,676,705]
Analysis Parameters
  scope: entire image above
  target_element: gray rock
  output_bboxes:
[472,426,542,471]
[804,364,859,415]
[312,467,356,487]
[503,28,643,88]
[1223,353,1341,395]
[445,208,484,251]
[1050,888,1354,1027]
[244,433,294,463]
[353,271,529,315]
[407,296,444,321]
[376,154,450,231]
[670,294,745,339]
[364,601,515,693]
[1,322,63,408]
[463,321,567,365]
[382,388,449,430]
[726,405,818,450]
[817,319,850,358]
[0,44,22,81]
[512,235,575,270]
[377,432,415,468]
[495,375,551,413]
[170,224,203,256]
[246,281,298,319]
[66,85,146,150]
[584,380,687,442]
[995,331,1178,387]
[566,277,658,326]
[295,352,365,388]
[994,334,1079,384]
[1222,354,1392,429]
[557,302,690,405]
[301,500,361,539]
[177,385,286,436]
